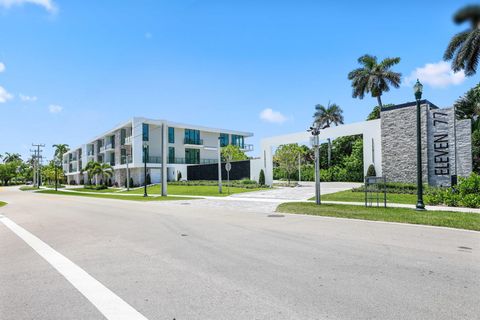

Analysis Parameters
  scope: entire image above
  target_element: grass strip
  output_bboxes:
[313,190,417,205]
[121,184,264,197]
[277,202,480,231]
[36,190,196,202]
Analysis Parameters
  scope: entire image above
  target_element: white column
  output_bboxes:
[161,123,168,196]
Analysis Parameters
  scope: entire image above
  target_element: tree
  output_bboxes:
[52,144,69,163]
[81,161,112,186]
[0,161,19,185]
[348,54,402,109]
[366,104,395,121]
[455,82,480,129]
[313,102,344,167]
[221,145,248,162]
[259,169,265,185]
[3,152,22,163]
[274,144,303,185]
[444,5,480,76]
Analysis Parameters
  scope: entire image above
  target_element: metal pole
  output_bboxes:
[126,155,130,191]
[315,142,321,205]
[298,155,301,183]
[143,145,148,197]
[217,138,222,193]
[161,123,167,196]
[227,170,230,195]
[415,98,425,210]
[55,163,58,191]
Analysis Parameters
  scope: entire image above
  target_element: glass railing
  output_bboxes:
[184,138,203,145]
[167,157,217,165]
[124,136,133,145]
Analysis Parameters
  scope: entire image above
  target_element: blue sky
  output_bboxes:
[0,0,477,160]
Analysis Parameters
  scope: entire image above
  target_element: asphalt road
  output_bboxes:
[0,187,479,320]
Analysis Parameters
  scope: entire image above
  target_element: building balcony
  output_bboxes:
[124,136,133,145]
[184,138,203,146]
[168,157,218,165]
[104,143,114,151]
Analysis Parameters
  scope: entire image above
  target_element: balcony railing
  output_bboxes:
[124,136,133,145]
[105,143,114,151]
[168,157,218,165]
[87,150,95,156]
[184,138,203,145]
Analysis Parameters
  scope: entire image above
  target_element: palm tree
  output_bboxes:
[444,5,480,76]
[3,152,22,163]
[52,144,69,162]
[81,161,113,186]
[348,54,402,109]
[313,102,344,167]
[455,83,480,130]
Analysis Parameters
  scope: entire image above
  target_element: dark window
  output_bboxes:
[110,135,115,148]
[184,129,201,145]
[168,127,175,143]
[142,145,149,162]
[231,135,244,148]
[168,147,175,163]
[142,123,149,141]
[219,133,229,147]
[185,148,200,164]
[120,129,126,145]
[121,148,126,164]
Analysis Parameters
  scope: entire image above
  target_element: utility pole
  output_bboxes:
[32,143,45,188]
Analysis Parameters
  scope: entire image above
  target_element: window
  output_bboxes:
[168,127,175,143]
[168,147,175,163]
[121,148,126,164]
[142,145,149,162]
[184,129,201,145]
[219,133,229,147]
[120,129,126,145]
[142,123,149,141]
[185,148,200,164]
[231,135,244,148]
[110,135,115,148]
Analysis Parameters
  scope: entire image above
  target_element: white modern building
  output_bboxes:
[63,117,253,186]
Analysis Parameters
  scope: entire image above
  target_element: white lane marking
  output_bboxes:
[0,214,149,320]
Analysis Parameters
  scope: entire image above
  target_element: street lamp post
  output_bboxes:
[414,79,426,210]
[143,142,148,197]
[54,160,58,191]
[217,137,222,194]
[308,126,321,205]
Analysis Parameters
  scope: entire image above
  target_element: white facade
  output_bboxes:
[259,120,382,186]
[63,117,253,186]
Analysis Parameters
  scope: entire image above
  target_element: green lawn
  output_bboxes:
[35,190,196,202]
[0,201,7,207]
[121,184,264,197]
[67,187,123,193]
[314,190,418,205]
[19,186,40,191]
[277,202,480,231]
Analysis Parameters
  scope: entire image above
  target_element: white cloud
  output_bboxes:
[259,108,287,124]
[48,104,62,113]
[0,0,57,13]
[19,94,37,102]
[0,62,5,73]
[0,86,13,103]
[404,61,465,88]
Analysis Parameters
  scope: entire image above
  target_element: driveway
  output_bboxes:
[230,181,362,201]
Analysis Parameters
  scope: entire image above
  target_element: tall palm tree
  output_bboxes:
[81,161,113,186]
[3,152,22,163]
[455,83,480,130]
[444,5,480,76]
[52,144,69,162]
[348,54,402,109]
[313,102,344,167]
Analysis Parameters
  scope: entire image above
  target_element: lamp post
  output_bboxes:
[143,141,148,197]
[217,137,222,194]
[54,160,59,191]
[308,126,321,205]
[414,79,425,210]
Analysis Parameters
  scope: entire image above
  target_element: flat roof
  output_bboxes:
[382,99,439,112]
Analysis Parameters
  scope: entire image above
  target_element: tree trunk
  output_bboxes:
[377,95,383,110]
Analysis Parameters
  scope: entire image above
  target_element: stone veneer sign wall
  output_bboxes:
[381,101,472,187]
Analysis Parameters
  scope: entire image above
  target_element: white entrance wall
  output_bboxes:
[259,119,382,186]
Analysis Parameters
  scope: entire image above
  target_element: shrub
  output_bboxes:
[259,169,265,186]
[459,194,480,208]
[129,177,134,188]
[366,164,376,177]
[177,171,182,181]
[146,174,151,185]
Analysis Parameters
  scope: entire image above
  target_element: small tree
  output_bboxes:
[259,169,265,185]
[275,144,303,185]
[177,171,182,181]
[366,164,377,177]
[221,145,248,162]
